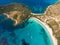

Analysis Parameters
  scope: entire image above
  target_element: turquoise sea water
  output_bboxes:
[0,15,53,45]
[0,0,58,45]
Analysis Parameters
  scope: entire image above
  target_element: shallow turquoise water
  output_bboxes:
[0,0,58,45]
[0,15,53,45]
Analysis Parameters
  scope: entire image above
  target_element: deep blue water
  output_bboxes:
[0,0,58,14]
[0,0,58,45]
[0,15,53,45]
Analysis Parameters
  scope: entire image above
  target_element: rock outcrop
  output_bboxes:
[0,3,32,26]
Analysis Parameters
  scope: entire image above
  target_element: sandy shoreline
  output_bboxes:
[31,13,46,15]
[31,17,58,45]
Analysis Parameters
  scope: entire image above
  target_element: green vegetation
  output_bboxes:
[57,38,60,45]
[47,20,59,34]
[48,20,58,26]
[13,14,18,20]
[0,3,31,14]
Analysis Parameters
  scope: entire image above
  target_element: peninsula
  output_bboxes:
[0,2,60,45]
[0,3,32,26]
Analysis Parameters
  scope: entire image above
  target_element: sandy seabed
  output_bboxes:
[31,17,58,45]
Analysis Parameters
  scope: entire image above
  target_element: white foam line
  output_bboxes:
[30,17,58,45]
[31,13,46,15]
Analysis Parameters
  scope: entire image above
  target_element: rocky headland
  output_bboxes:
[0,3,32,26]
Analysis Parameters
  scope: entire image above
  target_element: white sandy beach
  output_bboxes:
[31,13,45,15]
[31,17,58,45]
[31,9,48,15]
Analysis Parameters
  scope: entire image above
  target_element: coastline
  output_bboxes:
[31,12,46,15]
[31,0,59,15]
[31,17,58,45]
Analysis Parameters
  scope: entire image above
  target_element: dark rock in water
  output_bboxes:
[22,39,29,45]
[0,18,15,32]
[0,37,9,45]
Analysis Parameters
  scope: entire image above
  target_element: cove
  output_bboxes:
[0,16,53,45]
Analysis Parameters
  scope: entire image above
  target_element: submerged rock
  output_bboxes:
[22,39,29,45]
